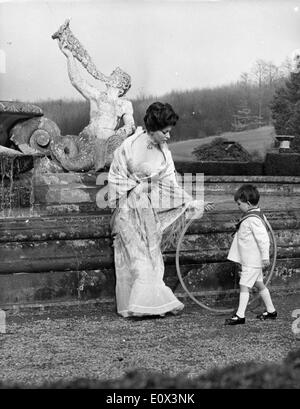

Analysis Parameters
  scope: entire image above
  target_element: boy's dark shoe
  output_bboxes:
[256,310,277,320]
[225,314,245,325]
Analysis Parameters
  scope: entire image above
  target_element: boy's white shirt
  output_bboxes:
[227,208,270,268]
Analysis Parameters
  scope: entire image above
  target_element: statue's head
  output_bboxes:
[106,67,131,96]
[290,49,300,73]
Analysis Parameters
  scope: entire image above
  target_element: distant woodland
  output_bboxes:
[34,58,293,143]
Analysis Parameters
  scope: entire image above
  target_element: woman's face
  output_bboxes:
[151,126,172,144]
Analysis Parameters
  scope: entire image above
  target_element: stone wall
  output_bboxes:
[0,174,299,307]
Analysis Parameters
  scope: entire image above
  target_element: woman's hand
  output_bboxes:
[135,180,150,194]
[186,200,204,220]
[187,201,215,215]
[149,174,160,184]
[188,200,204,212]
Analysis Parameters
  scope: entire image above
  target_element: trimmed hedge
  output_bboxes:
[175,151,300,176]
[1,348,299,389]
[174,161,264,176]
[264,152,300,176]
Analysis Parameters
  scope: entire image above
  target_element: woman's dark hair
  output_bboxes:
[144,102,179,132]
[234,184,260,205]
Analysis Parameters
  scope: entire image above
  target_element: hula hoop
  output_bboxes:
[175,208,277,314]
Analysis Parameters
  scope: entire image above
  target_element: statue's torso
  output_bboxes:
[89,95,128,129]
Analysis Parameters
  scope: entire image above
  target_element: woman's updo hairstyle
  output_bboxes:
[144,102,179,132]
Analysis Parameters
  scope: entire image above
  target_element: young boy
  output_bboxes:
[225,184,277,325]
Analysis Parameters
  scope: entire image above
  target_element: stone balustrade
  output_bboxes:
[0,174,299,306]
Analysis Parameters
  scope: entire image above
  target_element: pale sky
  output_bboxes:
[1,0,300,102]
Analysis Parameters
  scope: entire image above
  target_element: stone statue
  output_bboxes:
[51,19,136,172]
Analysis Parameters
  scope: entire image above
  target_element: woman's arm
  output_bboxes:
[162,148,214,213]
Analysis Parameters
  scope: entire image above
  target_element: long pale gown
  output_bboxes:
[108,127,202,317]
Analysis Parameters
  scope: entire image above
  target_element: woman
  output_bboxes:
[108,102,212,318]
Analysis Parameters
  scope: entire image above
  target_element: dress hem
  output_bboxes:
[118,301,184,318]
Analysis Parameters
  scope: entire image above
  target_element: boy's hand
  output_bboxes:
[235,263,242,276]
[262,259,270,269]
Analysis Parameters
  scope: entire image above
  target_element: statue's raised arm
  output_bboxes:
[58,42,102,101]
[53,19,108,101]
[52,19,108,82]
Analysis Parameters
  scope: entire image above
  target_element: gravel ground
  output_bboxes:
[0,292,299,387]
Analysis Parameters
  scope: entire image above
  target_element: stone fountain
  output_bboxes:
[0,20,136,305]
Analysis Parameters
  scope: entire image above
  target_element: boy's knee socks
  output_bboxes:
[259,288,275,313]
[236,292,250,318]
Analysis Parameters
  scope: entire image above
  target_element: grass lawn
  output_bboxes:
[169,126,276,162]
[0,291,299,387]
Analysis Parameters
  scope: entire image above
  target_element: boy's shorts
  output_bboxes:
[239,266,263,288]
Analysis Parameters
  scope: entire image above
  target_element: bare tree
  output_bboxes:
[251,59,270,123]
[279,56,292,79]
[265,62,280,87]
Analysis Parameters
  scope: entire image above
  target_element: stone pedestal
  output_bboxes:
[32,171,109,214]
[275,135,294,152]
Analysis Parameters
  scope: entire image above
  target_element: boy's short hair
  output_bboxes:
[234,184,260,205]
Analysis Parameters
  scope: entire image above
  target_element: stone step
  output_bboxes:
[0,209,299,242]
[0,230,299,274]
[0,258,299,306]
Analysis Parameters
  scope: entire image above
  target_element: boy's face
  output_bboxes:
[236,199,251,213]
